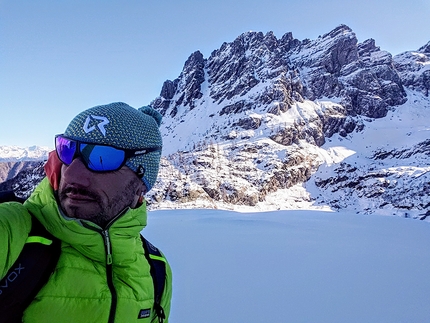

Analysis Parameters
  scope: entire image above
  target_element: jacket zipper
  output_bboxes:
[82,208,129,323]
[102,229,117,323]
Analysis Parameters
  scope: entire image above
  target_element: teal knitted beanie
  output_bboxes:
[63,102,162,191]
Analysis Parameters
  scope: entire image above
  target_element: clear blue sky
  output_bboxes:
[1,0,429,148]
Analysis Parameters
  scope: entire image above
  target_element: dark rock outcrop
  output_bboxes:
[394,41,430,97]
[0,161,45,198]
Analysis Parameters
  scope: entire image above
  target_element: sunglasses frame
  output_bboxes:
[55,134,161,173]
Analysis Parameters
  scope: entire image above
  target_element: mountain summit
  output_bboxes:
[2,25,429,219]
[147,24,429,218]
[153,24,409,154]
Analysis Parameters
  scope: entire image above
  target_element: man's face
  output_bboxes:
[58,157,143,227]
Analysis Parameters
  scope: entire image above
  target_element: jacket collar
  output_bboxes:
[24,178,148,263]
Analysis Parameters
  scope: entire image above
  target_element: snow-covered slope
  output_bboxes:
[307,89,430,218]
[145,208,430,323]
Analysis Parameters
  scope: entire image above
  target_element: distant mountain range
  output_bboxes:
[1,25,429,220]
[0,146,49,191]
[0,145,50,162]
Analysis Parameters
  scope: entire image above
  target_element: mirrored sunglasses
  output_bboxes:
[55,134,161,173]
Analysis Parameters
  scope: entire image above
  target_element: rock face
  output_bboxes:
[153,24,407,145]
[2,25,429,219]
[0,161,42,183]
[310,138,430,219]
[394,41,430,97]
[157,51,206,116]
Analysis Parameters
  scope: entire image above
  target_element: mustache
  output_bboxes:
[60,185,101,201]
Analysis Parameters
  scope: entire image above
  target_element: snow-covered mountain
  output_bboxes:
[147,24,429,219]
[0,145,50,162]
[0,146,49,194]
[1,25,429,220]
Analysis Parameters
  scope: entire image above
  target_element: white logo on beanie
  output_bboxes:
[83,115,110,136]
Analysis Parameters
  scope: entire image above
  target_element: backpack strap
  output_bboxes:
[0,214,61,323]
[0,191,25,204]
[141,236,167,323]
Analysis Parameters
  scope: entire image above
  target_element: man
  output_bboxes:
[0,102,172,322]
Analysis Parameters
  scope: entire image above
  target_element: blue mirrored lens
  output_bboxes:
[56,136,77,165]
[80,144,126,171]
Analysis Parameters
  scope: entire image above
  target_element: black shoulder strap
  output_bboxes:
[141,236,167,323]
[0,192,61,323]
[0,191,25,204]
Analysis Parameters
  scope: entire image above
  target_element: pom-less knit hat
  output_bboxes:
[63,102,162,191]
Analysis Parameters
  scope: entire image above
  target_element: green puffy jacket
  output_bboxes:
[0,178,172,323]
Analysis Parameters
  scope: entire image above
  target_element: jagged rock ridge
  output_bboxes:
[153,24,407,146]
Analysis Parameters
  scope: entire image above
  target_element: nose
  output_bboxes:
[61,157,92,187]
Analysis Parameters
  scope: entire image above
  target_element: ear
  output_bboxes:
[137,184,147,204]
[132,183,147,208]
[140,183,148,196]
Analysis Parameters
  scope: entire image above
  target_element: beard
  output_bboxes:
[58,181,137,228]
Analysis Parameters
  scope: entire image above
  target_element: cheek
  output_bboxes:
[99,176,128,198]
[104,187,123,201]
[57,169,67,193]
[103,175,140,204]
